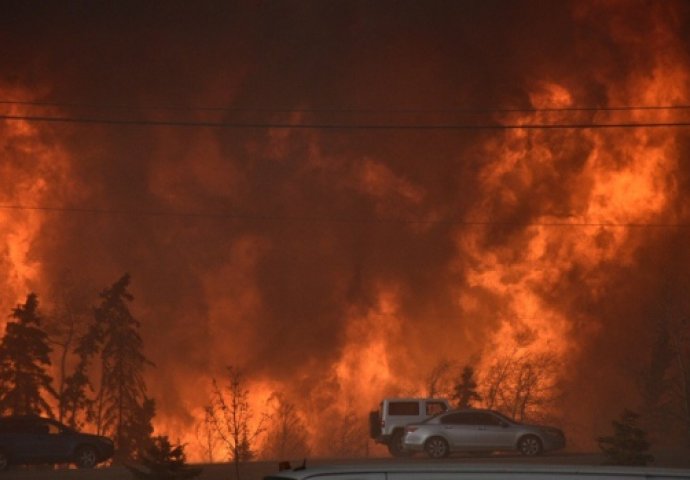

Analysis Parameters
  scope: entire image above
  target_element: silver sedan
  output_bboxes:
[402,409,565,458]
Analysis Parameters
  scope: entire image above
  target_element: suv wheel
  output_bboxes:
[424,436,449,459]
[387,430,412,457]
[517,435,542,456]
[0,450,8,471]
[74,445,98,468]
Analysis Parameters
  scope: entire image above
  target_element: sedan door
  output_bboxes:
[36,421,73,462]
[469,412,516,449]
[438,412,476,449]
[25,420,57,463]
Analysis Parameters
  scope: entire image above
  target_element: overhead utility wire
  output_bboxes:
[3,99,690,114]
[1,204,688,228]
[0,100,678,114]
[2,113,690,129]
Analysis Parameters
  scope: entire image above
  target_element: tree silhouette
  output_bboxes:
[121,396,156,460]
[59,362,93,429]
[209,366,265,480]
[126,435,202,480]
[324,404,367,458]
[90,274,155,460]
[59,304,105,429]
[598,409,654,466]
[638,275,690,444]
[43,272,93,427]
[452,365,481,408]
[425,359,453,398]
[482,351,560,421]
[195,406,219,463]
[262,392,310,460]
[0,293,57,416]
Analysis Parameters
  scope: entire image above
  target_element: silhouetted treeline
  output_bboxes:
[0,273,155,462]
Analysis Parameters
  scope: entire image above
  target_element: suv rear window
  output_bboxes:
[388,402,420,415]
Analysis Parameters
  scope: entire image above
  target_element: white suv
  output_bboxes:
[369,397,450,456]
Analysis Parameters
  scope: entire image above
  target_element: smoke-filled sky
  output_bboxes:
[2,0,690,457]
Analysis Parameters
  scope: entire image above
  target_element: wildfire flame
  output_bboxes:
[2,1,690,461]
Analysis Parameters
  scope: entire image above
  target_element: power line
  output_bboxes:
[1,204,688,228]
[3,113,690,129]
[3,99,690,114]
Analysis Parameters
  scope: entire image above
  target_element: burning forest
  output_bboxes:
[1,0,690,463]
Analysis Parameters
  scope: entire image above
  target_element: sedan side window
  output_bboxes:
[473,413,503,426]
[440,413,472,425]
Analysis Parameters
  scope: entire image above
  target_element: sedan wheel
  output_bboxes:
[518,435,542,456]
[424,437,449,459]
[0,450,8,471]
[75,446,98,469]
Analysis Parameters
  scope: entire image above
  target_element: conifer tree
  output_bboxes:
[58,306,105,429]
[120,397,156,460]
[598,409,654,466]
[452,365,482,408]
[60,362,93,429]
[91,274,155,460]
[0,293,57,416]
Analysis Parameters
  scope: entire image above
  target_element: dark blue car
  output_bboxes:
[0,416,114,470]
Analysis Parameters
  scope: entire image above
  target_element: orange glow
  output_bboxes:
[2,1,690,462]
[0,89,71,324]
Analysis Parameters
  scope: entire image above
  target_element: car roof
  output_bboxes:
[265,463,690,480]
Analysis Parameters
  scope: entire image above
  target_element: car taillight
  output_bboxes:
[404,426,418,433]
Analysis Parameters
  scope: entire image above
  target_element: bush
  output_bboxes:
[597,410,654,466]
[126,436,202,480]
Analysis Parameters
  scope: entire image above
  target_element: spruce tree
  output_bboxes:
[452,365,482,408]
[598,409,654,466]
[92,274,155,460]
[0,293,57,416]
[60,363,93,429]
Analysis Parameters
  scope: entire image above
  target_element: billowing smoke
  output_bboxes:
[2,1,690,458]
